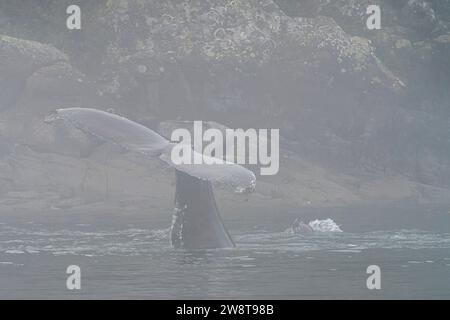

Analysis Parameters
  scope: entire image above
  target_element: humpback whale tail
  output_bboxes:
[45,108,256,249]
[172,170,235,249]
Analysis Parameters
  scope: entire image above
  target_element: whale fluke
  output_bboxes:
[46,107,255,249]
[159,150,256,193]
[49,108,256,191]
[48,108,171,157]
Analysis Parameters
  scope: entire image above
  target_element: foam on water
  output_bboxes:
[308,219,343,233]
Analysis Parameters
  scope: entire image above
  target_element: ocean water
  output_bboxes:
[0,204,450,299]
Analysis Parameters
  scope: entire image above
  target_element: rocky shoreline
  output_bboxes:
[1,0,450,211]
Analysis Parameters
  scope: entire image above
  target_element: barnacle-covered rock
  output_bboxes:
[400,0,439,35]
[95,0,402,119]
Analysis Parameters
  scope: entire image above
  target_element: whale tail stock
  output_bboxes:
[171,169,235,249]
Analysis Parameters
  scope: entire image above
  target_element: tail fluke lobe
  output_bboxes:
[49,108,171,157]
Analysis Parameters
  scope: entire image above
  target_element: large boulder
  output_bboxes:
[0,35,68,110]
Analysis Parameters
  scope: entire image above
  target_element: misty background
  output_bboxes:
[1,0,450,213]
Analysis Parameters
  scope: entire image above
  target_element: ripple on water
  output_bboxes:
[1,223,450,257]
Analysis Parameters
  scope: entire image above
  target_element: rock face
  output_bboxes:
[0,0,450,209]
[88,0,402,122]
[0,35,68,110]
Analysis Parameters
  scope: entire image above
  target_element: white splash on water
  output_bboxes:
[308,219,343,233]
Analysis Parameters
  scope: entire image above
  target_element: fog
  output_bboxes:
[1,1,450,209]
[1,0,450,299]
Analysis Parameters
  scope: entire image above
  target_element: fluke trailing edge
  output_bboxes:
[45,108,256,249]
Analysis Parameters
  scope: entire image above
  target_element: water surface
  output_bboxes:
[1,204,449,299]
